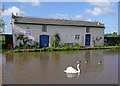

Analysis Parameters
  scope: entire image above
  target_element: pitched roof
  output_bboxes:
[12,15,105,28]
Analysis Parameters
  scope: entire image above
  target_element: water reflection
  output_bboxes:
[85,50,90,64]
[65,73,80,79]
[6,54,13,62]
[2,49,118,84]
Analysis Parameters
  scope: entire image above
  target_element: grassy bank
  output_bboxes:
[1,46,119,53]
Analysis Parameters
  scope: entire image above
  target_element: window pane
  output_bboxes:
[75,35,80,39]
[86,27,90,33]
[42,25,47,32]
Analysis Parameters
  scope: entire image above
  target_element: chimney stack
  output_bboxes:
[16,13,18,16]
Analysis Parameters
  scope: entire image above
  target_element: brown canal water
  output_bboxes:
[2,49,119,84]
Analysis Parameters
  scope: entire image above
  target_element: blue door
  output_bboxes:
[40,35,49,48]
[85,34,91,46]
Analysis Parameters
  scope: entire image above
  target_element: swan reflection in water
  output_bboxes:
[65,72,80,79]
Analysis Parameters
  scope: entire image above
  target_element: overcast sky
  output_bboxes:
[1,1,118,34]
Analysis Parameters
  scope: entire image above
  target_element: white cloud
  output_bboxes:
[86,0,114,7]
[51,14,69,19]
[16,0,40,6]
[2,6,26,16]
[74,15,83,20]
[86,1,116,16]
[31,2,40,6]
[87,18,93,21]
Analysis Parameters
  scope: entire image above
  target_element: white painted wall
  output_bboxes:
[90,27,104,46]
[12,23,104,48]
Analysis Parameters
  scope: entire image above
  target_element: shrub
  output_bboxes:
[54,33,60,47]
[75,43,79,47]
[61,46,70,50]
[76,46,81,50]
[14,49,21,52]
[33,41,39,48]
[24,44,30,49]
[51,40,55,47]
[63,43,67,47]
[58,44,62,48]
[15,45,19,49]
[79,45,84,48]
[42,47,46,51]
[15,34,34,49]
[45,47,53,51]
[69,46,74,50]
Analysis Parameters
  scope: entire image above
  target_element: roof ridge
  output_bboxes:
[13,15,98,23]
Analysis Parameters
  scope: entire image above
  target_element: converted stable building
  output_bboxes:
[12,15,105,48]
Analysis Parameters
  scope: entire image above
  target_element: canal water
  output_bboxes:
[2,49,118,84]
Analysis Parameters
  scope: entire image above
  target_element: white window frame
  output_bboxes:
[75,34,80,40]
[42,25,47,32]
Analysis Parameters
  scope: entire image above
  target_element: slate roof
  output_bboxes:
[12,15,105,28]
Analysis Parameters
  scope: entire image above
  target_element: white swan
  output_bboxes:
[64,64,80,73]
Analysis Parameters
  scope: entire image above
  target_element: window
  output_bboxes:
[75,35,80,39]
[42,25,47,32]
[86,27,90,33]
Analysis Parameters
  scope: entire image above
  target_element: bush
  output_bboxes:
[15,45,19,49]
[58,44,62,48]
[46,47,52,51]
[69,46,74,50]
[24,44,30,49]
[51,40,54,47]
[15,45,23,49]
[33,41,39,48]
[79,45,84,48]
[75,43,79,47]
[54,33,60,47]
[41,47,46,51]
[76,46,81,50]
[14,49,21,52]
[61,46,70,51]
[63,43,67,47]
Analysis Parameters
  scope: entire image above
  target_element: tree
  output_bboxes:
[0,2,5,33]
[16,34,31,47]
[54,33,60,47]
[104,32,118,37]
[0,18,5,28]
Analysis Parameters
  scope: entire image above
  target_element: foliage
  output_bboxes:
[0,36,5,41]
[23,44,31,49]
[75,43,79,47]
[14,49,21,52]
[15,34,32,49]
[0,3,5,33]
[54,33,60,47]
[51,39,55,47]
[104,32,119,37]
[92,37,102,46]
[33,41,39,48]
[63,43,67,47]
[0,18,5,28]
[3,45,119,53]
[0,18,5,33]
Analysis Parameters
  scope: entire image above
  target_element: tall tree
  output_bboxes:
[0,1,5,33]
[104,32,119,37]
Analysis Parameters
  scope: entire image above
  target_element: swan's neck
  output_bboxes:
[77,64,80,72]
